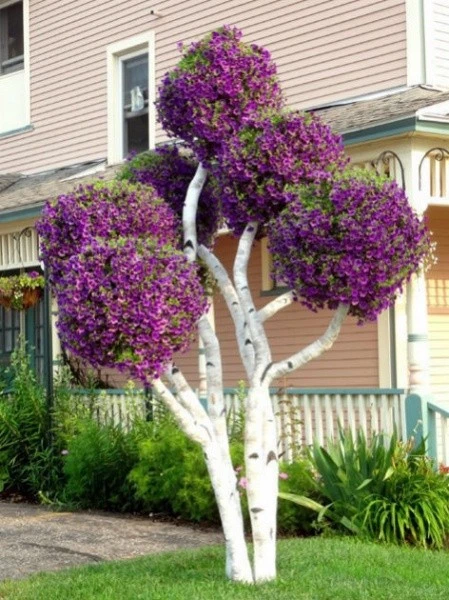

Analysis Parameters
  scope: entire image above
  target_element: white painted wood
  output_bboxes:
[313,394,324,446]
[346,394,356,438]
[324,394,334,442]
[357,393,367,437]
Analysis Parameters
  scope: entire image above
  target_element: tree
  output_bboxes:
[38,26,431,584]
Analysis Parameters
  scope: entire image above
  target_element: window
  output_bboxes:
[260,238,290,295]
[0,1,23,75]
[107,33,155,164]
[122,52,149,156]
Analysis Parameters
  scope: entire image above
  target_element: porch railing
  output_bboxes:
[69,387,406,462]
[224,388,406,462]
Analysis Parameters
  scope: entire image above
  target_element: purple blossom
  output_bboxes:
[156,26,284,164]
[216,112,347,234]
[38,182,208,382]
[37,181,180,287]
[118,146,222,247]
[269,176,431,323]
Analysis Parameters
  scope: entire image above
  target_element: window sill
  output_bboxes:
[260,286,291,297]
[0,124,33,139]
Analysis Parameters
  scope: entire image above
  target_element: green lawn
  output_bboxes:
[1,537,449,600]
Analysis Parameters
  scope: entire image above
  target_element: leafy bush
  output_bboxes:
[280,429,449,547]
[130,417,225,522]
[62,419,146,512]
[361,452,449,548]
[277,458,322,535]
[0,341,63,498]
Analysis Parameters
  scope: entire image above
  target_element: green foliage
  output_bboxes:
[360,452,449,548]
[309,428,398,528]
[130,417,226,522]
[62,420,145,511]
[277,458,321,534]
[0,341,62,498]
[280,428,449,548]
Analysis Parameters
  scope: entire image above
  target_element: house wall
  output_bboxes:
[175,235,380,389]
[426,205,449,406]
[428,0,449,88]
[0,0,407,174]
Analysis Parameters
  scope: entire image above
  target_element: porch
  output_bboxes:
[76,386,449,467]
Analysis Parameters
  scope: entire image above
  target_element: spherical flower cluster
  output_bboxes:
[38,182,208,382]
[156,26,284,164]
[216,112,347,233]
[55,239,208,383]
[269,177,431,322]
[118,146,222,247]
[37,181,180,286]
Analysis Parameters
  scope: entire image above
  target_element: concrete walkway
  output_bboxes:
[0,501,222,580]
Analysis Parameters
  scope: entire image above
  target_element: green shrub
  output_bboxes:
[0,342,63,499]
[130,416,246,523]
[360,452,449,548]
[280,428,449,547]
[62,419,146,511]
[130,417,219,522]
[277,458,322,535]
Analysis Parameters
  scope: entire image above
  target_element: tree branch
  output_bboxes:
[152,377,209,445]
[266,303,349,384]
[198,244,255,377]
[183,163,208,263]
[258,291,295,323]
[233,222,271,369]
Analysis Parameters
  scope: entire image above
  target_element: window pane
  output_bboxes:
[125,113,149,156]
[123,54,148,108]
[6,2,23,60]
[0,2,24,74]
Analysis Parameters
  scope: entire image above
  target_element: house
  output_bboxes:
[0,0,448,453]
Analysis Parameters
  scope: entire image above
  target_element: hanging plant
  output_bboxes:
[0,271,45,310]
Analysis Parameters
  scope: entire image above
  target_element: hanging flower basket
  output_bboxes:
[0,272,45,311]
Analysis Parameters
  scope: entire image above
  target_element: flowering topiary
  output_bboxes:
[54,238,208,382]
[269,174,431,322]
[37,181,180,286]
[156,26,284,164]
[118,146,222,247]
[216,111,347,233]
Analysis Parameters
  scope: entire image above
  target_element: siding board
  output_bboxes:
[0,0,407,173]
[176,236,379,388]
[426,206,449,406]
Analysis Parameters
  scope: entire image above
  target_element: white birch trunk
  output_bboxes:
[244,383,278,582]
[178,163,253,582]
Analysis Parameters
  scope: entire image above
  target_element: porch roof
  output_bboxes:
[2,86,449,219]
[0,160,119,222]
[313,85,449,143]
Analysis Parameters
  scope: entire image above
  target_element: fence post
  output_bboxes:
[427,404,437,463]
[405,393,427,446]
[405,393,437,460]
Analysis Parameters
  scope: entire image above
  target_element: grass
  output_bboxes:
[1,536,449,600]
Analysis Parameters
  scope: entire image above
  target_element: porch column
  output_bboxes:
[406,270,431,395]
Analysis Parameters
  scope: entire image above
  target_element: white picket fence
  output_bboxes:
[72,387,406,461]
[224,388,406,462]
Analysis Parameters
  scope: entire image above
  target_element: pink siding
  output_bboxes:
[175,236,379,388]
[0,0,407,174]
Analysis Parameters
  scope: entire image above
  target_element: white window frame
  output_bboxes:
[0,0,30,133]
[107,32,155,165]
